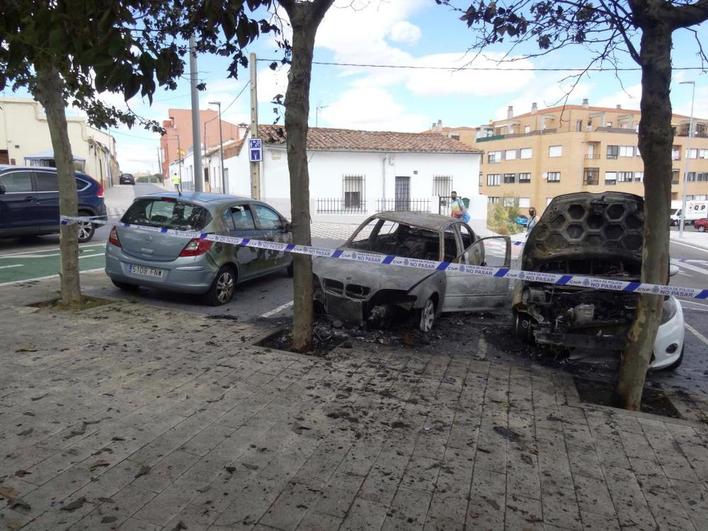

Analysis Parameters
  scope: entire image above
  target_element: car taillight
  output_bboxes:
[96,183,104,198]
[108,226,121,247]
[179,238,213,257]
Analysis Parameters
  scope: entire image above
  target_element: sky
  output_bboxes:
[9,0,708,173]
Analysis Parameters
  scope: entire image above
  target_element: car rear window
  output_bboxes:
[349,218,440,260]
[122,198,212,231]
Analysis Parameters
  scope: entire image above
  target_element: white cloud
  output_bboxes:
[388,21,421,45]
[319,86,430,131]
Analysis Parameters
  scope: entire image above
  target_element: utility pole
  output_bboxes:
[209,101,225,194]
[249,52,260,200]
[679,80,695,238]
[189,36,203,192]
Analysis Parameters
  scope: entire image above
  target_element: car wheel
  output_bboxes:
[112,279,140,292]
[77,215,95,243]
[204,265,236,306]
[514,310,535,344]
[658,346,684,371]
[417,297,436,333]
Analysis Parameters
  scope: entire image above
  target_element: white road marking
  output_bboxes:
[0,264,22,270]
[0,244,105,259]
[0,268,104,287]
[260,300,294,318]
[686,323,708,346]
[78,254,104,259]
[674,260,708,276]
[671,238,708,254]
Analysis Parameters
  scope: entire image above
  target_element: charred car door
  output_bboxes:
[442,223,511,312]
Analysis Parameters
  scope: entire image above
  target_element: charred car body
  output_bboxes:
[513,192,684,370]
[313,212,512,332]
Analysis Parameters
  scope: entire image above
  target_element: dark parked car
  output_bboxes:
[105,192,293,305]
[119,173,135,185]
[0,165,106,242]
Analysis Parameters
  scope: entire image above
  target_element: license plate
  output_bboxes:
[128,264,164,278]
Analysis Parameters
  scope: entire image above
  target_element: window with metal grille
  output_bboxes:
[518,173,531,183]
[546,172,561,182]
[503,173,516,184]
[433,175,452,197]
[606,145,619,159]
[343,175,365,208]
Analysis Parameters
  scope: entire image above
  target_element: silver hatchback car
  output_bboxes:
[105,192,293,305]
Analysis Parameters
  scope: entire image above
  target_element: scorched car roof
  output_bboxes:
[372,211,458,231]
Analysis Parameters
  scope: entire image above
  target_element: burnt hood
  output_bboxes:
[523,192,644,274]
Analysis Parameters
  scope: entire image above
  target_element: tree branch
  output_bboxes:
[664,0,708,29]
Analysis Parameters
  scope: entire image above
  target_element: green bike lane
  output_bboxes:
[0,244,106,285]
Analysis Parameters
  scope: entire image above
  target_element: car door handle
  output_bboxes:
[23,195,36,202]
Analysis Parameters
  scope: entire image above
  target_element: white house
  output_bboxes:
[171,125,486,222]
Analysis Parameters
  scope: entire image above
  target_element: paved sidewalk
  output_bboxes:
[1,278,707,530]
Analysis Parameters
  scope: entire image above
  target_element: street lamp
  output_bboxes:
[169,116,183,189]
[679,81,695,238]
[208,101,225,194]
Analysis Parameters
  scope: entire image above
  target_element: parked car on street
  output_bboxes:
[105,192,293,305]
[0,165,106,242]
[693,217,708,232]
[313,212,511,332]
[119,173,135,185]
[515,215,529,226]
[513,192,685,370]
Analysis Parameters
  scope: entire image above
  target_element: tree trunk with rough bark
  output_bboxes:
[281,0,333,352]
[615,19,673,410]
[32,63,82,306]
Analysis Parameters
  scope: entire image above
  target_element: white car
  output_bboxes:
[513,192,685,371]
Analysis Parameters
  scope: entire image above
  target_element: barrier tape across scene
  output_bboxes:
[60,215,707,301]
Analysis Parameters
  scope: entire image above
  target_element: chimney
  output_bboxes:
[437,119,442,129]
[237,122,248,139]
[507,106,514,119]
[531,102,537,113]
[616,104,622,109]
[582,98,589,107]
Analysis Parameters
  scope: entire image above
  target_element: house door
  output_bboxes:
[0,150,9,165]
[395,176,410,211]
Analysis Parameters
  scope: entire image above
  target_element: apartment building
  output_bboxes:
[435,101,708,214]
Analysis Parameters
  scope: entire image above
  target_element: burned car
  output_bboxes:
[313,212,511,332]
[513,192,684,370]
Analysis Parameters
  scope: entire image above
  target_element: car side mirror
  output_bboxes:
[283,221,292,232]
[669,264,679,277]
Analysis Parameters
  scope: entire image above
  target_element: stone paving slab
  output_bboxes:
[0,286,707,530]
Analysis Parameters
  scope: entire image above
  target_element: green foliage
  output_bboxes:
[0,1,283,133]
[488,202,523,235]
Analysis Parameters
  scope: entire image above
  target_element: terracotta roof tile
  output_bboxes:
[257,125,481,154]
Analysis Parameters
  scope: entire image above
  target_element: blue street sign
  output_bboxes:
[249,138,262,162]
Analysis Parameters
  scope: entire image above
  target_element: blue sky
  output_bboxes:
[21,0,708,172]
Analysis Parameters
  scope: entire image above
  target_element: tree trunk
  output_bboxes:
[33,63,82,306]
[615,19,673,410]
[282,1,332,352]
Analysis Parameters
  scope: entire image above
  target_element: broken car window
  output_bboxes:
[349,217,440,260]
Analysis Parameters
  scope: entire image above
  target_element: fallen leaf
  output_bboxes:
[30,393,48,401]
[134,464,151,478]
[14,470,31,478]
[89,460,111,472]
[0,485,19,499]
[171,521,187,531]
[61,496,87,511]
[16,428,33,436]
[8,497,31,512]
[101,516,118,524]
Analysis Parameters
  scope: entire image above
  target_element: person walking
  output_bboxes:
[527,207,538,233]
[171,172,180,193]
[449,191,468,221]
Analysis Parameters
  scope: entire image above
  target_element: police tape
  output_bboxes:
[60,215,706,300]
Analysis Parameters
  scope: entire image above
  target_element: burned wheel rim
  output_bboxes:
[77,222,93,242]
[419,298,435,333]
[215,270,235,304]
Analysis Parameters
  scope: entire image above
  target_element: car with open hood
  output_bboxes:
[513,192,684,370]
[313,211,512,332]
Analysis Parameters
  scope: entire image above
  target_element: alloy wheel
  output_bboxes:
[419,298,435,333]
[215,270,235,304]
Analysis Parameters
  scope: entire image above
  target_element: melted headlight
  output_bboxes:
[660,297,677,325]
